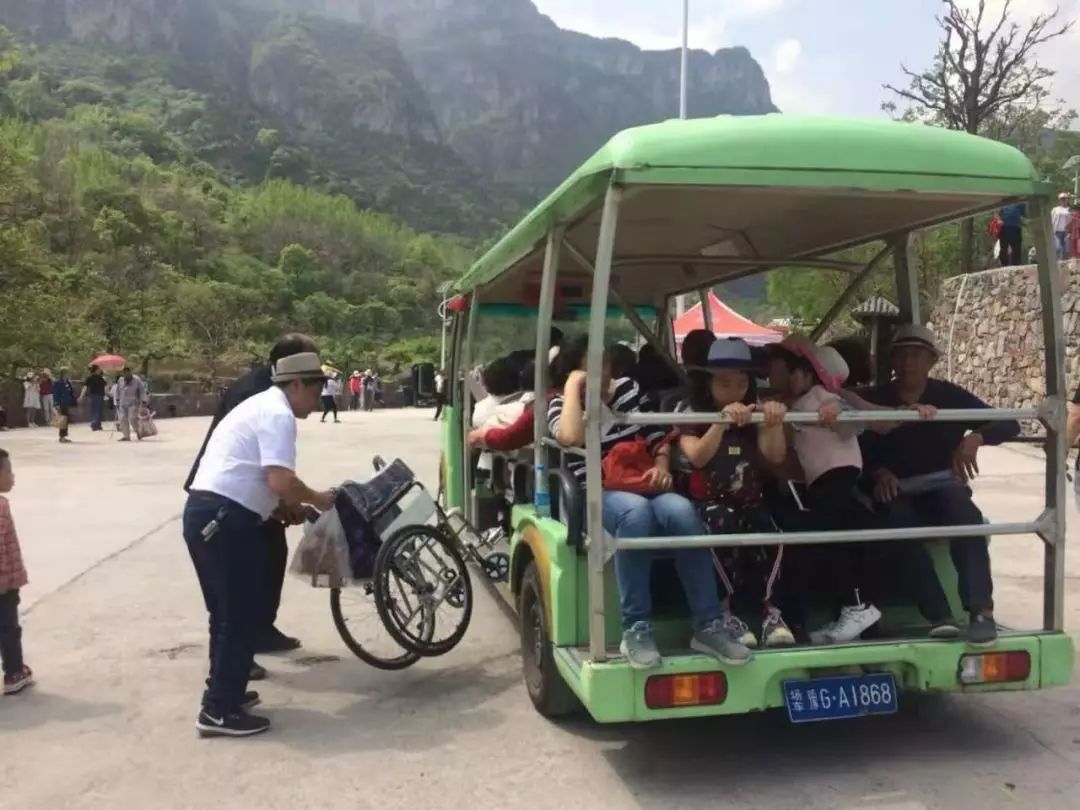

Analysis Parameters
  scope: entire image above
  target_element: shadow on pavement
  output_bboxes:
[0,690,122,732]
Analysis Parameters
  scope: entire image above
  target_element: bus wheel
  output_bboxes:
[519,562,579,717]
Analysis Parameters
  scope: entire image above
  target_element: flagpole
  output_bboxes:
[679,0,689,120]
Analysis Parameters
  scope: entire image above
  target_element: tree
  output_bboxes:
[883,0,1072,273]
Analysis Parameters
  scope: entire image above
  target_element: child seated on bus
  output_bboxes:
[548,336,738,669]
[677,338,795,652]
[472,356,533,431]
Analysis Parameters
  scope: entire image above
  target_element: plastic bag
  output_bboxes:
[289,508,351,588]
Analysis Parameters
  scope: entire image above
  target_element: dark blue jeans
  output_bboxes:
[183,491,267,713]
[88,395,104,430]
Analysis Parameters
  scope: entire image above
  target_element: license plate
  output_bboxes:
[782,673,898,723]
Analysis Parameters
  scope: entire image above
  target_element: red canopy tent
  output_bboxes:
[673,292,782,354]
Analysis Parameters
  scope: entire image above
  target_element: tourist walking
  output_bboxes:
[38,371,54,427]
[22,374,40,428]
[184,350,334,737]
[1052,193,1072,261]
[320,375,341,423]
[998,202,1026,266]
[52,369,77,444]
[115,367,148,441]
[81,365,107,431]
[349,371,361,410]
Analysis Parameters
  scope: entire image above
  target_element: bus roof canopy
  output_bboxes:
[457,115,1047,306]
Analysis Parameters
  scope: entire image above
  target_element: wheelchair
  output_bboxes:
[328,456,507,670]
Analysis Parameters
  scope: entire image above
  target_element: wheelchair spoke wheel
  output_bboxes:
[373,525,473,657]
[330,583,427,670]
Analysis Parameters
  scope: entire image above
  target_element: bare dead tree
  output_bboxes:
[883,0,1072,273]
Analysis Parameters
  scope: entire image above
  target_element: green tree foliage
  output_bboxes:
[0,25,472,385]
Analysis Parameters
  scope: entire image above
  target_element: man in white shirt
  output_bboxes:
[1052,192,1072,261]
[185,351,334,738]
[115,367,147,441]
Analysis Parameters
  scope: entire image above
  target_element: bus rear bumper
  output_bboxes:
[553,631,1074,723]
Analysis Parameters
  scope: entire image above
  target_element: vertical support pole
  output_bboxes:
[699,287,713,332]
[586,186,623,662]
[533,227,563,518]
[461,292,479,524]
[1033,197,1067,631]
[894,233,920,325]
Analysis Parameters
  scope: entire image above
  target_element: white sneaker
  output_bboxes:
[815,603,882,645]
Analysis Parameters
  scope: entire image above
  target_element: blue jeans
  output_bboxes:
[1055,231,1068,260]
[88,395,104,430]
[183,491,267,713]
[604,490,722,630]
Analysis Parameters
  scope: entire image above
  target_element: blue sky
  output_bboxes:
[532,0,1080,118]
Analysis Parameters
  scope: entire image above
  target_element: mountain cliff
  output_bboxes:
[0,0,776,232]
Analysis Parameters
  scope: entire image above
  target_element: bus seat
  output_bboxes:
[548,468,583,548]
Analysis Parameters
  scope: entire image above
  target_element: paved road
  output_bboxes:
[2,411,1079,809]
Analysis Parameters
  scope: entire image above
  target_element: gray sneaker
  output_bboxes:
[691,619,752,666]
[620,621,662,669]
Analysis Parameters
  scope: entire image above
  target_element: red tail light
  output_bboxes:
[645,672,727,709]
[958,652,1031,684]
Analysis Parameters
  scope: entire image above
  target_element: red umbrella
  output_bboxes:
[90,354,127,371]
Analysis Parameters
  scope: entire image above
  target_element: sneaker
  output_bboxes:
[59,436,72,444]
[691,619,752,666]
[929,619,961,639]
[195,708,271,738]
[812,603,882,645]
[722,612,759,649]
[254,628,302,654]
[762,607,796,647]
[967,613,998,647]
[619,621,662,670]
[249,662,268,681]
[202,690,260,711]
[3,666,33,695]
[118,436,131,442]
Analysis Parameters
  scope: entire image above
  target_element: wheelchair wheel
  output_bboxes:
[330,583,427,670]
[373,525,473,657]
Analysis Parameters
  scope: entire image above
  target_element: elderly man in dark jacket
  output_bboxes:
[860,325,1019,648]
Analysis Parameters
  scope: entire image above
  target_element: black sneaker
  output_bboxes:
[967,613,998,647]
[202,690,260,711]
[195,709,271,738]
[928,619,961,639]
[255,629,302,654]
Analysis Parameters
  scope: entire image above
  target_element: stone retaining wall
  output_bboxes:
[927,260,1080,415]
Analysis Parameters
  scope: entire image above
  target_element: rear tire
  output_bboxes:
[518,562,579,717]
[330,586,422,670]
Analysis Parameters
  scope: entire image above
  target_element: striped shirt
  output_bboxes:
[547,378,668,483]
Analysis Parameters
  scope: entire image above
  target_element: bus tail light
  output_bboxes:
[645,672,727,709]
[958,652,1031,684]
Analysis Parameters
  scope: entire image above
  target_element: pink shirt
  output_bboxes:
[790,385,862,485]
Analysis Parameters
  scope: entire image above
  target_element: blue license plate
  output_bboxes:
[782,673,898,723]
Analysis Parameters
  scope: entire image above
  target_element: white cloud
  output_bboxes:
[772,38,802,75]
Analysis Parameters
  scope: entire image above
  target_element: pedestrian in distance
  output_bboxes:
[185,351,336,738]
[81,364,107,431]
[52,369,77,444]
[38,370,54,427]
[0,448,33,696]
[115,367,148,441]
[320,374,341,423]
[349,371,361,411]
[22,373,40,428]
[1052,193,1072,261]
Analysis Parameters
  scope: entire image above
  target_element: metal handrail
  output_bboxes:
[540,437,586,458]
[613,520,1044,552]
[613,408,1036,426]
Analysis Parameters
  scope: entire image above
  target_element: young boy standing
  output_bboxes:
[0,448,32,694]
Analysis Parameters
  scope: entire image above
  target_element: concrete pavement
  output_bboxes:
[1,411,1079,809]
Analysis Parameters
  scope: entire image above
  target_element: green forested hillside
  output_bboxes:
[0,28,471,381]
